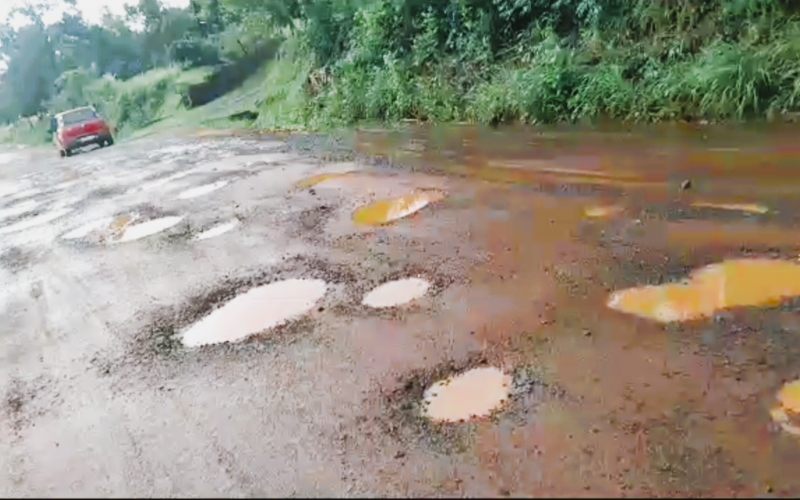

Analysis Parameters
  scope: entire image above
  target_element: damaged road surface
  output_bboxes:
[5,126,800,497]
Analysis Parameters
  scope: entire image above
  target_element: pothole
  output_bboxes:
[332,257,468,320]
[132,170,194,193]
[0,208,71,235]
[193,220,239,241]
[607,258,800,323]
[61,216,117,241]
[181,278,328,347]
[374,356,567,455]
[422,366,512,423]
[690,201,769,214]
[177,180,230,200]
[120,255,360,367]
[116,216,184,243]
[9,188,43,201]
[352,188,448,226]
[583,205,625,218]
[770,379,800,437]
[295,172,354,189]
[86,186,127,201]
[0,200,40,221]
[61,211,174,244]
[361,277,431,308]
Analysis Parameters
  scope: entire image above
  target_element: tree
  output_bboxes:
[207,0,224,34]
[2,23,59,116]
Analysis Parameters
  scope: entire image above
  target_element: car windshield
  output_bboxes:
[61,109,97,125]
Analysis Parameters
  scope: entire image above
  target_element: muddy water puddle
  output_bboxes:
[59,210,185,244]
[608,258,800,323]
[422,366,512,422]
[176,180,230,200]
[182,278,328,347]
[362,277,431,308]
[340,125,800,496]
[352,189,447,226]
[193,220,239,241]
[117,216,184,243]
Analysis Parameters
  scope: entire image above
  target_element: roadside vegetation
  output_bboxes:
[2,0,800,145]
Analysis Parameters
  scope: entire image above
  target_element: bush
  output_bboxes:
[169,37,222,67]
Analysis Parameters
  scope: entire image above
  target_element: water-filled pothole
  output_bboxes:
[372,356,567,456]
[177,180,229,200]
[690,201,769,214]
[121,255,361,368]
[181,278,328,347]
[361,277,431,308]
[331,257,467,321]
[0,208,71,235]
[61,216,118,241]
[119,256,364,373]
[0,200,40,221]
[607,258,800,322]
[352,188,447,226]
[422,366,511,422]
[132,170,193,193]
[193,220,239,241]
[9,188,43,201]
[61,211,180,244]
[86,186,127,201]
[116,216,184,243]
[770,379,800,437]
[295,172,352,189]
[583,205,625,218]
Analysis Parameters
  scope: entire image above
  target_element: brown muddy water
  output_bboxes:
[336,123,800,496]
[9,124,800,497]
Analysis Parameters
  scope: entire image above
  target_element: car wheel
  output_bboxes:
[106,137,114,146]
[59,149,66,158]
[65,149,73,157]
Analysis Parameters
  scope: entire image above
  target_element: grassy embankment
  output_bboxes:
[0,58,309,146]
[7,0,800,146]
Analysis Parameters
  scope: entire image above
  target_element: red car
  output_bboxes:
[51,106,115,157]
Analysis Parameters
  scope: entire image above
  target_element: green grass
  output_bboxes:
[0,119,51,146]
[127,57,310,139]
[10,0,800,146]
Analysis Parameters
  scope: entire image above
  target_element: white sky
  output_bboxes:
[0,0,190,28]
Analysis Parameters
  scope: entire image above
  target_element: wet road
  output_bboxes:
[4,125,800,497]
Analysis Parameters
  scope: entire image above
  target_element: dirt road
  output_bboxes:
[3,125,800,497]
